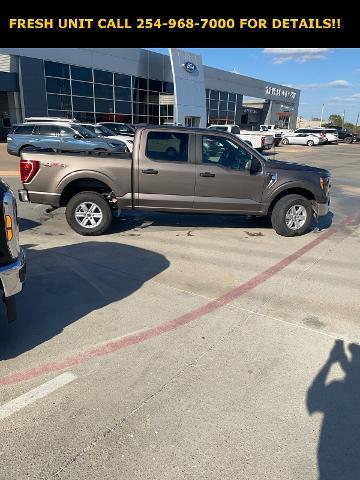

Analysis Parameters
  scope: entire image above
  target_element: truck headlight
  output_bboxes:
[320,177,330,191]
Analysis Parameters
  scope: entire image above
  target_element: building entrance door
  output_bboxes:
[185,116,200,128]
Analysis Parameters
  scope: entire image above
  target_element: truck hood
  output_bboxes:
[268,159,330,176]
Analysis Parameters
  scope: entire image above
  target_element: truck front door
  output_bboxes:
[194,134,266,213]
[136,130,196,210]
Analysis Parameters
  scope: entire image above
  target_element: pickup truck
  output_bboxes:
[18,126,331,237]
[259,124,292,146]
[0,178,26,322]
[207,124,274,151]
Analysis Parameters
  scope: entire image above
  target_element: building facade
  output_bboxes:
[0,48,300,139]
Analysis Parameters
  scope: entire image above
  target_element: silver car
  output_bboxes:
[79,123,134,152]
[281,133,325,147]
[7,122,127,156]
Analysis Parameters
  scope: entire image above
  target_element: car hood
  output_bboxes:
[86,137,124,145]
[268,159,330,176]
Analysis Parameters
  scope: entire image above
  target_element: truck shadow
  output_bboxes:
[0,242,169,360]
[109,211,333,234]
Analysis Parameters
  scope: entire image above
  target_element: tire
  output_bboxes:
[344,136,353,144]
[271,194,312,237]
[65,191,112,236]
[307,140,315,146]
[282,138,289,145]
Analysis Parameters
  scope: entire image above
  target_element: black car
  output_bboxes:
[0,178,26,321]
[326,125,354,144]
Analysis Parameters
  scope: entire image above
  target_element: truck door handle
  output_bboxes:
[142,169,159,175]
[200,172,215,177]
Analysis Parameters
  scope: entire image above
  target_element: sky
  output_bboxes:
[148,48,360,124]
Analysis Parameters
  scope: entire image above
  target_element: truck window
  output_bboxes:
[202,135,252,171]
[146,131,188,162]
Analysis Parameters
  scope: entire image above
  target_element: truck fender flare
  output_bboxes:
[56,170,121,196]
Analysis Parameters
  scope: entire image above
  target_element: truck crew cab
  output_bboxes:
[18,125,331,238]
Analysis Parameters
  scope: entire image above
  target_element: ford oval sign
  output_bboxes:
[182,61,197,74]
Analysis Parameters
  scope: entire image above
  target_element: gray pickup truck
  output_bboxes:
[18,126,331,237]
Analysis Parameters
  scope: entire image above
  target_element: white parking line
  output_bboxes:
[0,372,77,421]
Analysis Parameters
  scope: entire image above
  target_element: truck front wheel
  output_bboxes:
[271,194,312,237]
[66,191,112,236]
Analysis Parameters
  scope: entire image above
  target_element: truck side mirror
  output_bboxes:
[250,158,262,173]
[73,134,82,140]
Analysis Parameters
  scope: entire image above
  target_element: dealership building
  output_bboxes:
[0,48,300,138]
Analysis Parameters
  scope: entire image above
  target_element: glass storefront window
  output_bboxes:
[228,101,236,112]
[115,87,132,102]
[133,90,148,103]
[72,96,94,112]
[220,91,228,102]
[162,82,174,94]
[114,114,132,123]
[94,70,113,85]
[45,61,69,78]
[149,79,162,92]
[210,90,220,100]
[148,92,159,104]
[94,84,113,99]
[133,103,148,116]
[73,111,96,123]
[219,101,227,111]
[95,98,114,113]
[95,113,115,123]
[115,101,132,115]
[46,77,71,95]
[228,93,236,103]
[47,94,72,110]
[48,109,73,118]
[133,77,148,90]
[71,65,93,82]
[71,81,93,97]
[133,115,149,124]
[114,73,131,88]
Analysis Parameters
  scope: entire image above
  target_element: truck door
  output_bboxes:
[194,133,266,213]
[136,130,196,210]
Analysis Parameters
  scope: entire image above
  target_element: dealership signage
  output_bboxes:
[182,61,198,74]
[265,86,297,100]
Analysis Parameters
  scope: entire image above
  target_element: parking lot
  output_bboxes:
[0,142,359,479]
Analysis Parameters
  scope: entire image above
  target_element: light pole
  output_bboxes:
[356,112,359,131]
[342,110,346,129]
[320,104,325,127]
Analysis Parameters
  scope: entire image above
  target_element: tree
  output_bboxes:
[328,114,343,126]
[344,122,354,131]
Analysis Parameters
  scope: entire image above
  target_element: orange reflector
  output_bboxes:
[5,215,13,241]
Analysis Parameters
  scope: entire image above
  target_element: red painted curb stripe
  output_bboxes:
[1,213,358,386]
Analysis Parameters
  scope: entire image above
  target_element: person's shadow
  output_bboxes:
[307,340,360,479]
[0,241,169,360]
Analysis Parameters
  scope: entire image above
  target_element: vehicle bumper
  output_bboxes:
[0,249,26,297]
[7,146,18,156]
[18,188,30,202]
[315,199,330,217]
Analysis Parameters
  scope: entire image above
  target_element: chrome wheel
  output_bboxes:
[285,205,307,230]
[75,202,103,229]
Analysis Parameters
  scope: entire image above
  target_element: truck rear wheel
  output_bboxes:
[66,191,112,236]
[344,136,353,144]
[271,194,312,237]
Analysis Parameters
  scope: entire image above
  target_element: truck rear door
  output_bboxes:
[135,129,196,210]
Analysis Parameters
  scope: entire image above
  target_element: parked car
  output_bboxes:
[0,178,26,322]
[7,122,127,156]
[282,133,326,146]
[18,126,331,238]
[325,125,354,144]
[207,124,274,151]
[294,128,338,144]
[97,122,135,135]
[79,123,134,152]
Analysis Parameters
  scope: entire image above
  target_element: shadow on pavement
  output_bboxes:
[0,241,169,360]
[18,217,42,232]
[307,340,360,479]
[108,211,274,234]
[311,211,334,231]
